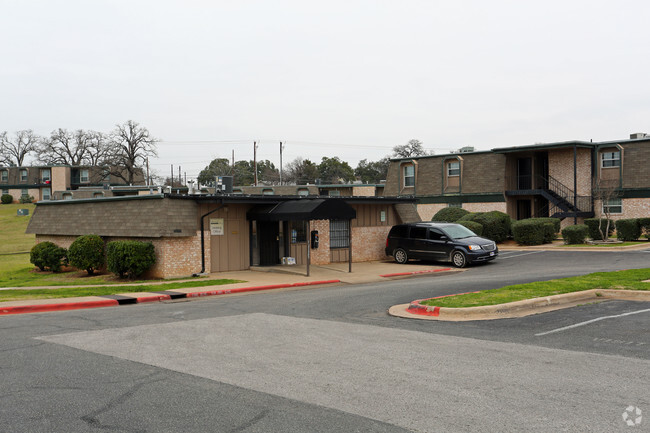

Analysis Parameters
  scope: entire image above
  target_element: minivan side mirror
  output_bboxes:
[440,235,448,241]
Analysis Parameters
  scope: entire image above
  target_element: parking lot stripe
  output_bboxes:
[534,308,650,336]
[497,251,544,259]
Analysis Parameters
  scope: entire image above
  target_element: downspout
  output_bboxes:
[573,144,578,225]
[193,201,225,276]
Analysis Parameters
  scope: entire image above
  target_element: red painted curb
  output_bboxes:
[186,279,341,298]
[380,268,453,278]
[0,299,119,315]
[406,291,480,316]
[136,294,172,303]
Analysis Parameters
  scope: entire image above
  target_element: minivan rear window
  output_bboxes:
[409,227,427,239]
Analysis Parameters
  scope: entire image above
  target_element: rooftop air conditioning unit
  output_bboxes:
[630,133,648,139]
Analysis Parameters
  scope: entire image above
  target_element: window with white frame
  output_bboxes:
[63,193,73,200]
[42,188,51,200]
[330,220,350,248]
[328,190,340,197]
[93,192,103,198]
[20,169,27,182]
[601,151,620,168]
[297,188,309,196]
[41,168,51,182]
[80,169,89,183]
[2,188,8,194]
[602,198,622,214]
[1,170,7,182]
[262,188,274,195]
[403,165,415,187]
[447,161,460,177]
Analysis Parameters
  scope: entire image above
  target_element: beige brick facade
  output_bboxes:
[548,148,592,195]
[351,225,392,261]
[417,202,507,221]
[594,198,650,221]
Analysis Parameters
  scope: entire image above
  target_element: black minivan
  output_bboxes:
[385,222,498,268]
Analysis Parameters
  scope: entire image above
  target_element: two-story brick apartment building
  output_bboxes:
[0,165,145,202]
[384,133,650,227]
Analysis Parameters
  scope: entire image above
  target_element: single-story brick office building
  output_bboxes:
[26,193,420,278]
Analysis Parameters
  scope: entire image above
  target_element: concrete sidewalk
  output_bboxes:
[0,261,456,316]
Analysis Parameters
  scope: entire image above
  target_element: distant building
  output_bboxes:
[0,165,145,202]
[384,133,650,227]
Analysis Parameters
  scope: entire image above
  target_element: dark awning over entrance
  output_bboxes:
[246,198,356,221]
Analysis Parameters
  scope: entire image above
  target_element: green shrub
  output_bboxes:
[615,219,641,242]
[107,240,156,278]
[584,218,615,240]
[562,224,589,244]
[1,194,13,204]
[470,211,511,243]
[68,234,106,275]
[512,220,555,245]
[457,220,483,236]
[458,212,483,222]
[30,242,67,272]
[19,195,33,204]
[527,217,561,234]
[432,207,469,222]
[638,218,650,239]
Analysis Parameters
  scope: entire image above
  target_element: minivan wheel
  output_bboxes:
[394,248,408,264]
[451,251,467,268]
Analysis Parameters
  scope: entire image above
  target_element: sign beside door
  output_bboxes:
[210,218,224,235]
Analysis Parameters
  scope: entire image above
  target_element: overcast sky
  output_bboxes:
[2,0,649,180]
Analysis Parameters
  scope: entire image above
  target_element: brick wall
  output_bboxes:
[35,233,204,279]
[621,142,650,188]
[310,219,330,265]
[352,225,392,261]
[548,148,592,195]
[594,198,650,221]
[463,202,507,213]
[417,204,446,221]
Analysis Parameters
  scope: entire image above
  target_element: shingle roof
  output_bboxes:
[26,195,198,238]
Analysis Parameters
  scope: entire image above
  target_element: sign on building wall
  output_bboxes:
[210,218,224,235]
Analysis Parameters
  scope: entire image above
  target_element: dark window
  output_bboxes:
[290,221,306,243]
[428,228,445,241]
[1,170,8,182]
[389,225,408,238]
[409,227,427,239]
[330,220,350,248]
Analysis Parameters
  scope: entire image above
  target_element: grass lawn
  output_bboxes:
[0,203,35,254]
[561,241,648,247]
[0,279,244,302]
[420,268,650,308]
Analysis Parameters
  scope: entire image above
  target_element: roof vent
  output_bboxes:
[630,132,648,139]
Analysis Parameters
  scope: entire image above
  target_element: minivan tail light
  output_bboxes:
[386,237,389,247]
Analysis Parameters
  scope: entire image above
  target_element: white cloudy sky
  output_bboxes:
[2,0,649,180]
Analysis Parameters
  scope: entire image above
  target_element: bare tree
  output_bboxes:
[38,129,88,165]
[84,131,112,166]
[108,120,159,184]
[392,139,430,158]
[0,130,39,166]
[592,178,619,241]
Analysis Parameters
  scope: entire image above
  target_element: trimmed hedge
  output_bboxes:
[615,219,641,241]
[432,207,469,223]
[457,220,483,236]
[639,218,650,239]
[562,224,589,244]
[107,240,156,278]
[526,217,561,235]
[30,242,67,272]
[512,220,555,245]
[470,211,511,243]
[584,218,614,240]
[19,195,33,204]
[68,234,106,275]
[1,194,12,204]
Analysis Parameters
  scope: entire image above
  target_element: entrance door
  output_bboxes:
[517,158,532,190]
[517,200,532,220]
[259,221,280,266]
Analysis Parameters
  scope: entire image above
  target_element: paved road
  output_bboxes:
[2,250,650,432]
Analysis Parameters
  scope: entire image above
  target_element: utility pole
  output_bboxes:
[178,166,182,186]
[231,149,235,175]
[146,157,150,186]
[171,164,174,188]
[280,141,284,185]
[253,141,259,186]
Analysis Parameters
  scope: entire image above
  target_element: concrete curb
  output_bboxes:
[389,289,650,321]
[0,280,342,316]
[379,268,455,278]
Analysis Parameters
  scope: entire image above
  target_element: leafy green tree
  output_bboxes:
[354,157,390,184]
[197,158,232,186]
[318,156,354,184]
